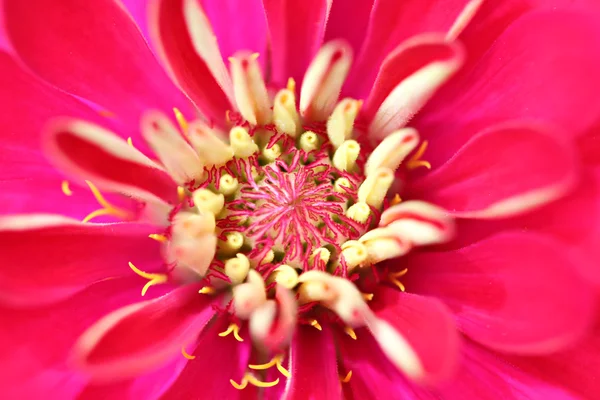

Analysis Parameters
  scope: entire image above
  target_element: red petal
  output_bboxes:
[0,51,107,216]
[335,328,419,400]
[73,284,218,380]
[363,35,464,136]
[44,118,178,223]
[410,122,578,219]
[149,0,233,127]
[406,232,596,354]
[161,317,254,399]
[282,325,342,400]
[368,288,460,384]
[345,0,479,96]
[418,9,600,165]
[4,0,193,131]
[0,215,162,306]
[262,0,331,85]
[324,0,374,59]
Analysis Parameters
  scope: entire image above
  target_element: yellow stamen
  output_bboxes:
[287,77,296,93]
[127,137,134,147]
[173,107,188,134]
[218,323,244,342]
[248,355,291,379]
[181,346,196,360]
[407,141,432,170]
[231,373,280,390]
[61,180,73,196]
[390,194,402,206]
[345,326,357,340]
[81,180,132,223]
[198,286,215,294]
[128,261,168,296]
[362,292,374,301]
[389,268,408,292]
[340,370,353,383]
[177,186,186,202]
[310,319,322,331]
[148,233,168,243]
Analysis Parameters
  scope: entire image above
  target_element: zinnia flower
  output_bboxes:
[1,0,600,398]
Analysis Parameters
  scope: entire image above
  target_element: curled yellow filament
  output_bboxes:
[249,354,291,378]
[81,180,132,223]
[407,141,431,170]
[128,262,168,296]
[344,326,357,340]
[181,346,196,360]
[310,319,322,331]
[340,370,353,383]
[61,180,73,196]
[173,107,189,134]
[230,373,280,390]
[218,323,244,342]
[148,234,168,243]
[389,268,408,292]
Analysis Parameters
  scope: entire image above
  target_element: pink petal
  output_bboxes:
[200,0,268,62]
[262,0,332,86]
[43,118,178,224]
[161,317,254,399]
[3,0,193,131]
[323,0,374,58]
[335,328,419,399]
[73,284,218,380]
[0,51,108,216]
[148,0,233,127]
[405,232,596,354]
[78,354,188,399]
[502,324,600,400]
[417,9,600,166]
[368,288,460,384]
[409,122,578,219]
[345,0,480,97]
[282,325,342,400]
[432,340,580,400]
[0,214,162,306]
[0,277,164,398]
[363,35,464,139]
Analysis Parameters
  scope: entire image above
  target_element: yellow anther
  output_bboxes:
[218,323,244,342]
[181,346,196,360]
[407,140,432,170]
[177,186,186,202]
[345,326,357,340]
[345,202,370,223]
[310,319,323,331]
[269,264,299,289]
[310,247,331,267]
[390,194,402,206]
[362,292,374,301]
[327,98,362,148]
[340,370,353,383]
[224,253,251,285]
[127,137,134,147]
[82,180,132,223]
[262,143,282,162]
[231,373,280,390]
[198,286,215,294]
[332,140,360,171]
[287,77,296,93]
[173,107,189,134]
[193,189,225,215]
[340,240,368,269]
[230,127,259,158]
[219,231,244,254]
[249,354,290,377]
[218,174,239,196]
[357,167,394,209]
[389,268,408,292]
[334,177,351,194]
[148,233,168,243]
[128,261,168,296]
[61,180,72,196]
[299,131,319,152]
[273,89,300,137]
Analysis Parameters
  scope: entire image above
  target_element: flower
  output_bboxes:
[1,0,600,399]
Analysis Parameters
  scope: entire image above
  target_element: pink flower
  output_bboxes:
[1,0,600,398]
